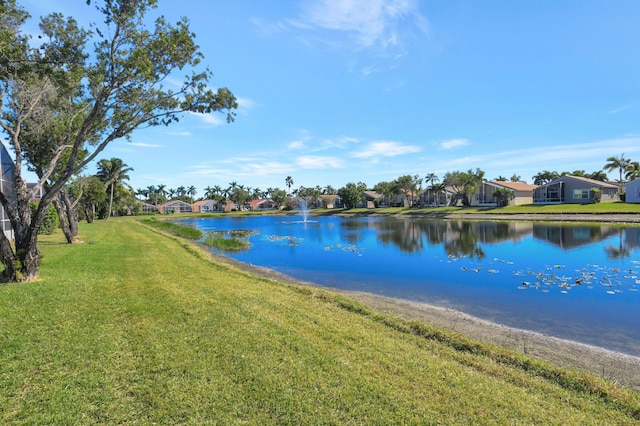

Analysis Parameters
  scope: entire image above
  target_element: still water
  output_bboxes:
[180,215,640,356]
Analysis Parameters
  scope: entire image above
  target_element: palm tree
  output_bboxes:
[176,186,187,199]
[146,185,157,205]
[285,176,294,195]
[604,154,631,187]
[213,185,223,201]
[187,185,197,203]
[96,157,134,220]
[431,182,446,207]
[625,161,640,181]
[203,186,215,200]
[157,184,167,204]
[135,187,147,201]
[424,173,437,205]
[532,170,559,185]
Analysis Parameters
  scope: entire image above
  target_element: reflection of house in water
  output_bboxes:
[623,227,640,249]
[532,224,619,249]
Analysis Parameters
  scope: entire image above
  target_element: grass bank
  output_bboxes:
[1,218,639,424]
[313,201,640,216]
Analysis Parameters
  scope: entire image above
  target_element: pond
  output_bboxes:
[179,215,640,356]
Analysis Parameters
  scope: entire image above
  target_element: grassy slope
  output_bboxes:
[1,218,639,424]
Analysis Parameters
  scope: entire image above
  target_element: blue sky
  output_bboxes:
[16,0,640,195]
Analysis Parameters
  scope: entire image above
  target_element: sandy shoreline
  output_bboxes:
[199,212,640,391]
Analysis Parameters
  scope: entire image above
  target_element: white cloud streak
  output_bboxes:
[351,140,421,159]
[296,155,345,169]
[439,138,469,150]
[300,0,426,50]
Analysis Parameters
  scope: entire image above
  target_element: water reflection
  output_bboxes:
[182,216,640,355]
[532,224,618,249]
[365,218,636,259]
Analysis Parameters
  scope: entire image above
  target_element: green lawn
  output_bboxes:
[1,218,639,424]
[313,201,640,216]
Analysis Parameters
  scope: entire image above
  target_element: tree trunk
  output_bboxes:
[53,187,80,243]
[18,240,40,281]
[106,183,114,220]
[0,236,17,282]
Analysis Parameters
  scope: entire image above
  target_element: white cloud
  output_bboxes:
[283,0,429,58]
[439,138,469,150]
[165,131,192,137]
[319,135,359,150]
[301,0,426,50]
[351,140,421,158]
[296,155,345,169]
[129,142,162,148]
[289,140,306,149]
[189,112,224,126]
[608,103,636,115]
[236,96,259,114]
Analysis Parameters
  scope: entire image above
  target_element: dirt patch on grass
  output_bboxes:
[206,250,640,392]
[341,291,640,392]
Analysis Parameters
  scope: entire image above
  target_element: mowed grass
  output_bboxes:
[1,218,639,424]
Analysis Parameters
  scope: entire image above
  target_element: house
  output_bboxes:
[140,202,157,214]
[320,194,341,209]
[250,199,277,211]
[0,143,16,239]
[475,181,539,206]
[192,199,220,213]
[362,191,384,208]
[157,200,193,214]
[532,175,618,204]
[223,200,237,213]
[624,179,640,203]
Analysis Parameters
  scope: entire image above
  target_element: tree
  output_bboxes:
[96,157,133,220]
[423,173,438,206]
[532,170,559,185]
[70,175,107,223]
[492,188,515,207]
[203,185,214,200]
[187,185,197,203]
[430,182,446,207]
[338,182,367,209]
[392,175,416,207]
[604,154,631,186]
[625,162,640,181]
[0,0,236,281]
[509,174,521,182]
[322,185,335,195]
[285,176,294,195]
[373,181,393,207]
[586,170,608,182]
[269,188,287,208]
[443,169,485,207]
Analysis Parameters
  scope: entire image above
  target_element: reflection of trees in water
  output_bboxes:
[339,220,366,245]
[444,221,485,260]
[375,218,426,254]
[371,219,523,258]
[605,228,638,260]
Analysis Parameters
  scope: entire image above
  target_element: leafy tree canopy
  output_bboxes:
[0,0,236,281]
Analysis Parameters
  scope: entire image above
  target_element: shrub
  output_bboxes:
[30,202,59,235]
[590,187,602,204]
